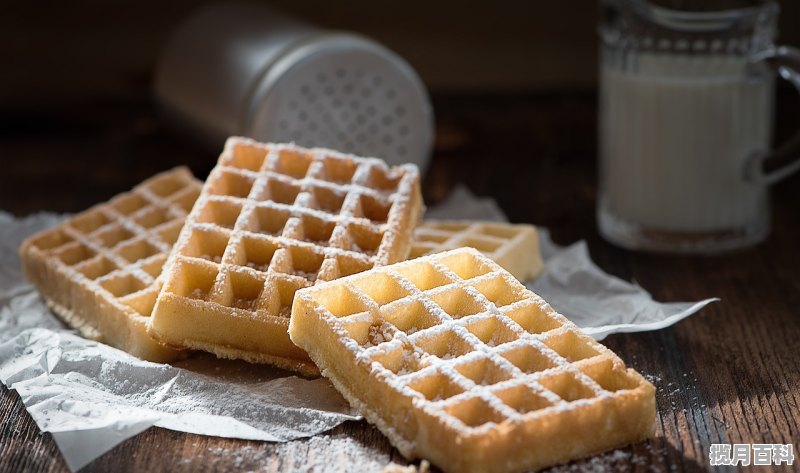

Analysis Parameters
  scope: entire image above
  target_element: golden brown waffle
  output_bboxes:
[19,167,202,362]
[290,248,656,473]
[149,138,423,375]
[411,220,543,281]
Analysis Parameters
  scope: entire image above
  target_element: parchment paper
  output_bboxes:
[426,186,718,340]
[0,188,716,471]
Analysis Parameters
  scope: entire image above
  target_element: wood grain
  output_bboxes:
[1,95,799,472]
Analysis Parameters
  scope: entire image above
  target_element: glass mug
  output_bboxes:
[598,0,800,253]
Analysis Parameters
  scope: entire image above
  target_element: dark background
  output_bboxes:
[1,0,799,245]
[4,1,800,103]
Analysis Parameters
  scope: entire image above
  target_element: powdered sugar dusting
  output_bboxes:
[297,248,657,472]
[151,139,422,367]
[548,448,654,472]
[2,212,361,471]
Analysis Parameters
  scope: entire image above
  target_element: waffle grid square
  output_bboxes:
[411,220,543,281]
[20,167,201,362]
[149,138,422,374]
[290,248,656,473]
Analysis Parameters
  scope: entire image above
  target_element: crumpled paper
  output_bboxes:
[0,212,360,471]
[0,189,716,471]
[427,186,717,339]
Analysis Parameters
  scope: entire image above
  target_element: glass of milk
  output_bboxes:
[598,0,800,253]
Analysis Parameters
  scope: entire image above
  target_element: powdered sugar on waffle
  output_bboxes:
[165,139,420,292]
[317,254,621,411]
[149,139,422,370]
[21,168,201,322]
[292,248,656,471]
[411,220,542,282]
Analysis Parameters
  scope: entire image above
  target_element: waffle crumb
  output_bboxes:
[381,460,430,473]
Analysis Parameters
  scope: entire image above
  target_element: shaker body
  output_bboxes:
[155,3,314,146]
[155,2,434,169]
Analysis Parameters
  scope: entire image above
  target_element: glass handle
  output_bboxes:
[744,45,800,185]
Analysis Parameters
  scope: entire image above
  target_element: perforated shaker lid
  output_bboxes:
[242,33,434,170]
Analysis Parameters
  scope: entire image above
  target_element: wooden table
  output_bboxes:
[2,95,799,472]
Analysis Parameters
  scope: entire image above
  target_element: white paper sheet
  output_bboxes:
[0,212,360,471]
[0,189,716,471]
[426,186,718,340]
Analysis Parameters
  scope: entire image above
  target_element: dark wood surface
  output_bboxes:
[1,94,799,472]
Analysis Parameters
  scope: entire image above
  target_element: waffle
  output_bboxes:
[411,220,543,281]
[290,248,656,473]
[149,138,423,375]
[19,167,202,363]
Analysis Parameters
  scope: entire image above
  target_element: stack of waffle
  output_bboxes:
[20,137,655,473]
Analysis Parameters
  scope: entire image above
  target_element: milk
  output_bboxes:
[599,54,774,235]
